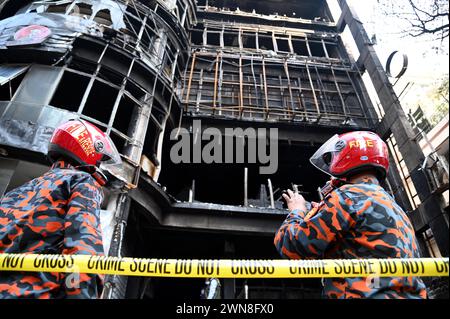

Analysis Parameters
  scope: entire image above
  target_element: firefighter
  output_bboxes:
[275,131,427,299]
[0,119,122,299]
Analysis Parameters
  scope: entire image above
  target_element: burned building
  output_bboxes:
[0,0,448,299]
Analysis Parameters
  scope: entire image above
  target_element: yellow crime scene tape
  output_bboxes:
[0,254,448,278]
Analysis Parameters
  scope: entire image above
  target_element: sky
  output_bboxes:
[327,0,449,116]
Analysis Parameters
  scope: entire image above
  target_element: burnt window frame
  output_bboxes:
[275,35,293,54]
[0,64,30,102]
[258,33,274,52]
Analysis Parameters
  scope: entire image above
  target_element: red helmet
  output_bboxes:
[310,131,389,179]
[48,119,121,167]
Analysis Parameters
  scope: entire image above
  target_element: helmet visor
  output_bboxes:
[78,119,122,166]
[310,134,343,176]
[100,134,122,165]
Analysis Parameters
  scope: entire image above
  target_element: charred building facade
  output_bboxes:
[0,0,448,299]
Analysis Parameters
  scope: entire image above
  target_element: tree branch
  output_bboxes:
[381,0,449,41]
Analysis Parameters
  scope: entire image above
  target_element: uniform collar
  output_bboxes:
[351,176,380,186]
[51,160,73,170]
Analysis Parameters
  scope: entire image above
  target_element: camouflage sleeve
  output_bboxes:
[61,174,105,299]
[274,190,356,259]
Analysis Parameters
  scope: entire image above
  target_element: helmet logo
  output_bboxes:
[349,140,374,149]
[94,140,105,152]
[335,140,346,151]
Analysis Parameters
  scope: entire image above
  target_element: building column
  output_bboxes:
[103,25,171,298]
[101,193,131,299]
[338,0,449,257]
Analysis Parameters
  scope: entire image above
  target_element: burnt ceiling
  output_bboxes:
[200,0,328,18]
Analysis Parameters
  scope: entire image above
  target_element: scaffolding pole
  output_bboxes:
[262,57,270,119]
[213,52,220,115]
[239,54,244,117]
[305,63,321,118]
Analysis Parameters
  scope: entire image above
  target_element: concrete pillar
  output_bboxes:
[124,29,168,164]
[101,193,131,299]
[123,97,153,163]
[153,29,169,67]
[338,0,449,257]
[386,155,413,213]
[103,4,175,299]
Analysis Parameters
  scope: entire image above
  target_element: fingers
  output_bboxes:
[287,189,294,198]
[282,193,290,202]
[296,193,305,200]
[284,189,306,200]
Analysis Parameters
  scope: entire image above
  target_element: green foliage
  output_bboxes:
[429,76,449,125]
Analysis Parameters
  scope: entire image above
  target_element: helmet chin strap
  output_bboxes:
[320,177,348,198]
[75,165,108,186]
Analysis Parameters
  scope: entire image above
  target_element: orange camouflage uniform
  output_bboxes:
[274,177,427,299]
[0,161,104,299]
